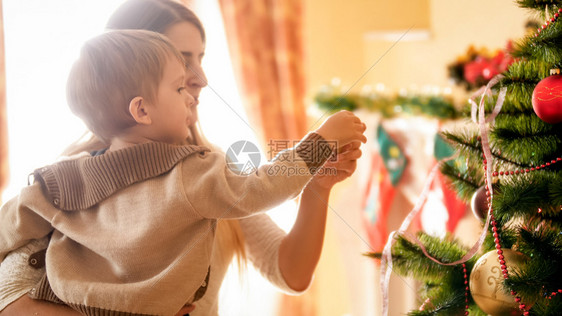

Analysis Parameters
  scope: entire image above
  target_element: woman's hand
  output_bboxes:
[309,141,362,189]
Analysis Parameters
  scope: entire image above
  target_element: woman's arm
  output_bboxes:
[2,296,195,316]
[278,142,362,291]
[1,295,80,316]
[278,181,330,291]
[237,143,361,293]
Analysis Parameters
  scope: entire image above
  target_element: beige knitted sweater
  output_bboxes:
[0,133,333,316]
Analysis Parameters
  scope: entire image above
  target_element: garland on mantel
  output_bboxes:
[313,84,460,120]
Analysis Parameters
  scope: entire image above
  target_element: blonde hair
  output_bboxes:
[66,29,185,143]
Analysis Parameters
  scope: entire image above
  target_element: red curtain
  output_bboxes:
[217,0,307,148]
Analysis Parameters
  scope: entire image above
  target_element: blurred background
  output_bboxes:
[0,0,534,315]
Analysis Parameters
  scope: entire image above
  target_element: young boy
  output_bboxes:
[0,30,366,315]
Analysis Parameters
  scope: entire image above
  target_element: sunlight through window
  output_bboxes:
[3,1,295,315]
[3,0,125,200]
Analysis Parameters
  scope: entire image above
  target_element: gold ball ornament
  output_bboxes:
[469,249,533,315]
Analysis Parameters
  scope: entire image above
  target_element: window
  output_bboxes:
[3,0,123,200]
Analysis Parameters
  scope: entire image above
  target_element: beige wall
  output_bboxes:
[305,0,531,103]
[302,1,534,315]
[303,0,430,97]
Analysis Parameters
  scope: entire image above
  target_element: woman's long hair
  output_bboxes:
[64,0,246,266]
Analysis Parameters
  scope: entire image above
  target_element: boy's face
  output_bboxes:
[146,56,195,145]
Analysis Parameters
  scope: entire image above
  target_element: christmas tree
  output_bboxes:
[370,1,562,315]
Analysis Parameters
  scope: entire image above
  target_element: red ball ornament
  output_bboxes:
[532,70,562,124]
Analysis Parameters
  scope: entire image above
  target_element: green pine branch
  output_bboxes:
[493,112,554,137]
[516,0,562,11]
[439,158,482,202]
[483,227,517,252]
[528,298,562,316]
[386,234,497,315]
[407,291,467,316]
[504,225,562,303]
[493,171,562,224]
[441,128,526,171]
[390,233,467,282]
[440,129,484,165]
[512,23,562,65]
[499,60,547,112]
[491,114,562,165]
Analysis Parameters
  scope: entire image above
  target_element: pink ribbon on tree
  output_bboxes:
[380,75,507,316]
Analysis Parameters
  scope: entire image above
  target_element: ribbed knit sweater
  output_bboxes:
[0,132,333,316]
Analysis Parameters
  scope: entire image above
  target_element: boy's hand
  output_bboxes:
[315,110,367,147]
[309,142,362,190]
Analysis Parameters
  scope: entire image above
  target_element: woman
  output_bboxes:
[0,0,362,315]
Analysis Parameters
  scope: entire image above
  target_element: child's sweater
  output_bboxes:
[0,132,333,315]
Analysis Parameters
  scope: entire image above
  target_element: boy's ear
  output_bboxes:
[129,96,152,125]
